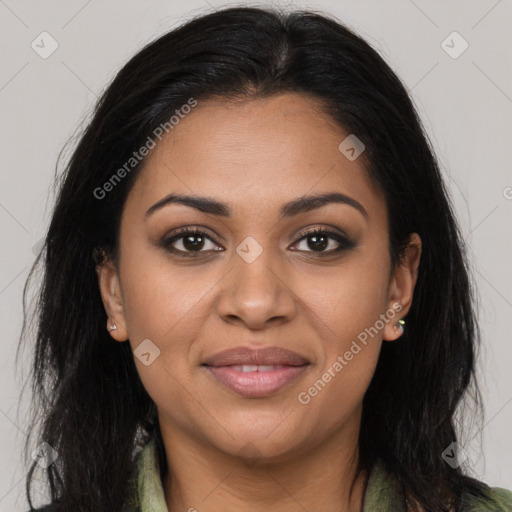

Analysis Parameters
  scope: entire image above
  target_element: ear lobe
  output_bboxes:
[383,233,422,341]
[96,258,129,342]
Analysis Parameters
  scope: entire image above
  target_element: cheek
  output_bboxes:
[297,297,383,413]
[291,252,388,407]
[119,243,214,342]
[118,245,217,403]
[293,255,390,342]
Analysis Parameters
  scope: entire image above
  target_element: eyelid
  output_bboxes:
[165,226,223,244]
[294,224,350,242]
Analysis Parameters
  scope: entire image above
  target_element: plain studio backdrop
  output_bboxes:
[0,0,511,510]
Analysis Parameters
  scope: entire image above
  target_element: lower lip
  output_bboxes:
[204,365,309,398]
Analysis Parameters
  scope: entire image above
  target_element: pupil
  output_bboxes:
[184,235,204,251]
[309,234,327,251]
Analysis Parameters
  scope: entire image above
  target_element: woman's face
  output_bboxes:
[98,93,421,462]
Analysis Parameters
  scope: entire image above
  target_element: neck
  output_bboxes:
[160,417,368,512]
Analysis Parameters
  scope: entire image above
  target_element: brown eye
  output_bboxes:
[292,228,354,255]
[162,228,223,256]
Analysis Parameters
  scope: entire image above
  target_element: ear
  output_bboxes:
[383,232,422,341]
[96,256,129,342]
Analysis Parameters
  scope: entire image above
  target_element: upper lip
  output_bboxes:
[202,346,309,367]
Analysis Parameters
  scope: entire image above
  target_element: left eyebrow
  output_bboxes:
[144,192,368,221]
[279,192,368,221]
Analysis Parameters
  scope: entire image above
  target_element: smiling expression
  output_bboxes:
[97,92,421,462]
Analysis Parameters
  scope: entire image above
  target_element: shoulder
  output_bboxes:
[462,485,512,511]
[481,486,512,510]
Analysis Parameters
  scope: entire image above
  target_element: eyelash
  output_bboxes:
[161,226,354,258]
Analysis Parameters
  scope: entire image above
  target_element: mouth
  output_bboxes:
[229,364,294,372]
[201,346,310,398]
[203,364,310,398]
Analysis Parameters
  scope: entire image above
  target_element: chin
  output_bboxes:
[210,425,310,466]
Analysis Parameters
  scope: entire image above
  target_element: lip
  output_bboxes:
[205,364,309,398]
[202,346,309,367]
[202,346,310,398]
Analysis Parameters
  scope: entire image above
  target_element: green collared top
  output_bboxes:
[123,439,512,512]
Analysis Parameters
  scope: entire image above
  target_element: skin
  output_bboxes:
[97,93,422,512]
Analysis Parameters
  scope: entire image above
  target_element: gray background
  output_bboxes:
[0,0,511,509]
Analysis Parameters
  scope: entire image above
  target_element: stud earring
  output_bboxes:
[395,318,405,334]
[109,324,117,332]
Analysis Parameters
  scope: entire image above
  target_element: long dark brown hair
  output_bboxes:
[19,6,490,511]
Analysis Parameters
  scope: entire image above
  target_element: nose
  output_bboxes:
[215,241,297,330]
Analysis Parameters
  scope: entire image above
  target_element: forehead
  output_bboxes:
[125,93,386,224]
